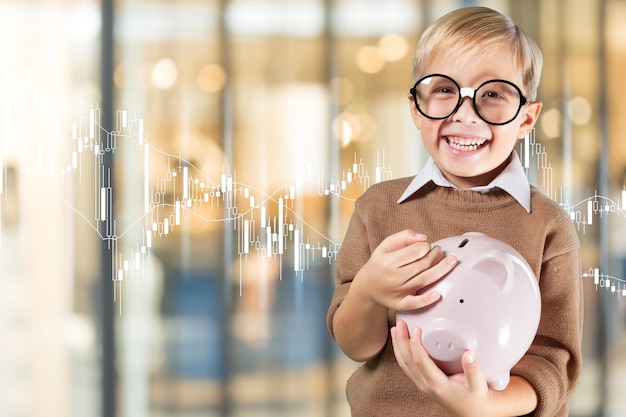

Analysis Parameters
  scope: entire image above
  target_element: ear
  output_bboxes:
[470,249,514,293]
[517,100,542,139]
[408,93,424,130]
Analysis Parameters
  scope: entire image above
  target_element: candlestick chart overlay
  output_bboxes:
[1,71,625,311]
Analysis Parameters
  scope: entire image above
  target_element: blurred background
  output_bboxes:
[0,0,625,416]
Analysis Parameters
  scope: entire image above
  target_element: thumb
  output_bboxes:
[462,350,488,392]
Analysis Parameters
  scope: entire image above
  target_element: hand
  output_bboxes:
[391,320,496,417]
[352,229,458,312]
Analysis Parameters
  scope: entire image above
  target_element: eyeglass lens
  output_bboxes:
[413,75,524,125]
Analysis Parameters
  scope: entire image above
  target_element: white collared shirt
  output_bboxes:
[397,151,531,213]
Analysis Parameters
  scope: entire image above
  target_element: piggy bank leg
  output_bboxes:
[487,371,510,391]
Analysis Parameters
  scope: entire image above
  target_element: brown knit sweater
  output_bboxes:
[327,178,583,417]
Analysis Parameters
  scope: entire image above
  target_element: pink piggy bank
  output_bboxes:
[396,232,541,391]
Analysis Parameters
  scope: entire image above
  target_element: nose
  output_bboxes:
[451,96,480,123]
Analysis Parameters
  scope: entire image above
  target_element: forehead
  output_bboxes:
[426,44,523,86]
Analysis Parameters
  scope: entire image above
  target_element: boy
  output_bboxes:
[327,6,583,417]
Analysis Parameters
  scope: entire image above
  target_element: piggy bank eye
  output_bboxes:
[459,299,464,304]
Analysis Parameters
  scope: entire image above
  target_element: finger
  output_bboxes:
[391,240,434,269]
[397,290,441,311]
[395,252,457,311]
[391,323,413,377]
[379,229,428,254]
[391,321,424,372]
[461,350,487,392]
[402,251,458,293]
[375,235,433,276]
[397,244,441,278]
[393,322,433,389]
[391,320,412,365]
[408,327,447,382]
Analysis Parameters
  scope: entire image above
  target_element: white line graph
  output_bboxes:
[1,69,625,308]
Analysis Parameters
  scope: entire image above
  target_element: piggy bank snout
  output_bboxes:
[422,329,471,360]
[422,327,475,375]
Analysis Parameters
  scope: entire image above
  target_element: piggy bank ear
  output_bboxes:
[470,249,514,292]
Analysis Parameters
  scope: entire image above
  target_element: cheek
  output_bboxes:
[417,120,442,140]
[493,126,522,144]
[420,128,443,152]
[493,129,525,152]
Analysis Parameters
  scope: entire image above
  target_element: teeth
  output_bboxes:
[445,136,487,151]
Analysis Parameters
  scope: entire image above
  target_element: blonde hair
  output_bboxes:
[412,7,543,100]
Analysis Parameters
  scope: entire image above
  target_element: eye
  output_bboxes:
[482,90,503,99]
[436,87,456,94]
[428,80,458,96]
[459,299,465,304]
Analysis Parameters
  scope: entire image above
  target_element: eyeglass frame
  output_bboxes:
[409,73,529,126]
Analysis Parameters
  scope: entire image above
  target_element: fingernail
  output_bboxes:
[429,291,440,302]
[447,255,458,265]
[465,351,475,364]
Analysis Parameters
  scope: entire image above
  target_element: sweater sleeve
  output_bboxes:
[326,198,372,341]
[326,179,410,343]
[511,220,583,417]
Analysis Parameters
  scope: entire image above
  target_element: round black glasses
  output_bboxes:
[409,74,528,126]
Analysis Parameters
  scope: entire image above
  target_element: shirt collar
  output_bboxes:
[397,151,531,212]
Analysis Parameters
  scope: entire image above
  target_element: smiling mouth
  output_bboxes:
[444,136,488,151]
